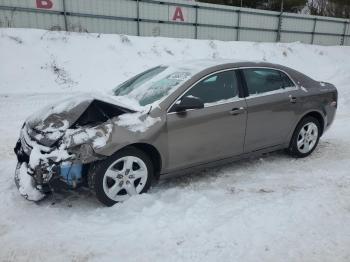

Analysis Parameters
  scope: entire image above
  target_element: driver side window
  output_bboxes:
[183,70,239,106]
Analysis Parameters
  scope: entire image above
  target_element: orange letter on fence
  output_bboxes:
[36,0,53,9]
[172,7,184,22]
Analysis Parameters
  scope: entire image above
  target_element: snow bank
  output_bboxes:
[1,29,350,103]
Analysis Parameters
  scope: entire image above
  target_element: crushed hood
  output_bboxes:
[26,95,135,146]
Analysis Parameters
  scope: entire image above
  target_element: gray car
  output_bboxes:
[14,60,338,206]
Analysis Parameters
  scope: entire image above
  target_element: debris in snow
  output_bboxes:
[164,48,174,56]
[43,56,77,87]
[6,35,23,44]
[116,113,160,132]
[16,163,45,201]
[209,40,217,50]
[120,35,131,45]
[258,188,275,193]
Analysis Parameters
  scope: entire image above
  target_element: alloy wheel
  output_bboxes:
[102,156,148,202]
[297,122,318,154]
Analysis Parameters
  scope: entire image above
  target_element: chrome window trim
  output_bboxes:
[166,66,298,114]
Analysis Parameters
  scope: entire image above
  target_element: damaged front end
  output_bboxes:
[14,97,134,201]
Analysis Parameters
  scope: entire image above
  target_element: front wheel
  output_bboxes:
[287,116,321,158]
[88,147,154,206]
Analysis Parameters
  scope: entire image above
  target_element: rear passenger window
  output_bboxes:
[243,68,295,96]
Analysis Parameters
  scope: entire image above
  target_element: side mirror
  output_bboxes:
[173,96,204,113]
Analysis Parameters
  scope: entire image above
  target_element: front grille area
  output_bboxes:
[20,125,52,155]
[27,125,62,147]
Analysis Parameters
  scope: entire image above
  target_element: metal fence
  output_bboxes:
[0,0,349,45]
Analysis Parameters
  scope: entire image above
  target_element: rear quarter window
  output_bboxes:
[243,68,295,96]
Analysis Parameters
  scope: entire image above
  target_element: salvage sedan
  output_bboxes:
[14,60,338,206]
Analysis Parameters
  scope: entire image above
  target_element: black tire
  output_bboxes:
[287,116,321,158]
[88,147,154,206]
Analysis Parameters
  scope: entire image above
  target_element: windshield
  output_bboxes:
[114,66,192,107]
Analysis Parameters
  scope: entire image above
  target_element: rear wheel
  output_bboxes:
[88,147,154,206]
[287,116,321,158]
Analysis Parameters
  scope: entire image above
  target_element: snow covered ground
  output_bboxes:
[0,28,350,262]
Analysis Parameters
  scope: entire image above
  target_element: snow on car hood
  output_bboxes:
[25,94,137,145]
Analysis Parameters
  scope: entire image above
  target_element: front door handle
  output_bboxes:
[229,107,245,116]
[289,95,297,103]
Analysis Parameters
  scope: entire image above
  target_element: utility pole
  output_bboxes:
[277,0,284,42]
[240,0,243,7]
[280,0,284,12]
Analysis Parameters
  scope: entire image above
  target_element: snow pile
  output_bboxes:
[16,163,45,201]
[0,29,350,262]
[1,29,349,100]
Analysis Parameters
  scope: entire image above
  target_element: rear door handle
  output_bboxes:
[289,95,297,103]
[229,107,245,115]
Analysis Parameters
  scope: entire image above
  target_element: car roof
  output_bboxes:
[162,59,292,75]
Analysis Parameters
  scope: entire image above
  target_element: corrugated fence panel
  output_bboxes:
[344,36,350,45]
[280,32,312,44]
[0,0,349,45]
[67,16,137,34]
[140,22,195,39]
[0,9,65,30]
[197,8,238,27]
[282,16,314,33]
[239,29,276,42]
[240,12,278,30]
[313,34,341,45]
[197,26,237,41]
[170,5,196,23]
[65,0,136,18]
[315,19,344,35]
[139,1,169,21]
[0,0,63,11]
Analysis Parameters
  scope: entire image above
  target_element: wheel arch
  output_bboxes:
[289,110,325,145]
[119,143,162,177]
[300,111,325,136]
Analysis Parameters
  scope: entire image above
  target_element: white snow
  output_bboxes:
[16,162,45,202]
[116,113,161,133]
[64,122,113,149]
[1,28,350,262]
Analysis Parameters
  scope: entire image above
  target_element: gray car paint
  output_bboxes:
[19,61,338,179]
[96,62,337,176]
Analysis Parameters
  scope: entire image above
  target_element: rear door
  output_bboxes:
[241,68,302,152]
[166,70,247,172]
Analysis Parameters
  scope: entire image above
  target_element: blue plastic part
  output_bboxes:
[60,163,83,187]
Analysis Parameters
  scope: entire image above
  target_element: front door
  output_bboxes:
[166,70,247,172]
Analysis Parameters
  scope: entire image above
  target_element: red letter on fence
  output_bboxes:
[172,7,184,22]
[36,0,53,9]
